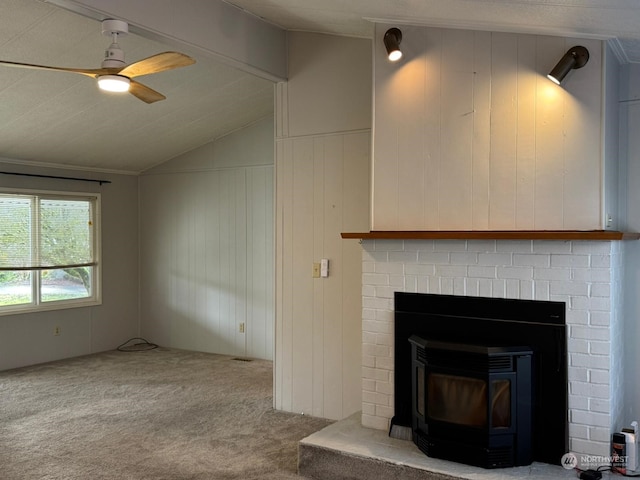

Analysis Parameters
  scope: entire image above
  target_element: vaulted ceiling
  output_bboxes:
[2,0,640,174]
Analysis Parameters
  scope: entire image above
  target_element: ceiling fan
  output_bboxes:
[0,19,195,104]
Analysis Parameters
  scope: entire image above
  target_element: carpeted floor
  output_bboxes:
[0,347,332,480]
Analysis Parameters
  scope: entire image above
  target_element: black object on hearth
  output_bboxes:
[394,292,567,466]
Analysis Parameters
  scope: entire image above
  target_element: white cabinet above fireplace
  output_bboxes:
[372,24,619,232]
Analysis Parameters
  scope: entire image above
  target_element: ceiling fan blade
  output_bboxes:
[118,52,195,78]
[0,59,116,77]
[128,79,166,104]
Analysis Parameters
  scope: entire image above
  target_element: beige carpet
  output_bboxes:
[0,348,332,480]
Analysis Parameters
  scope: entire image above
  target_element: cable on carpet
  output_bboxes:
[117,337,159,352]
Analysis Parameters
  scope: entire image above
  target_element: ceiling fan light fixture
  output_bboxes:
[97,75,130,93]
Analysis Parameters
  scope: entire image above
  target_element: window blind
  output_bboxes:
[0,193,96,271]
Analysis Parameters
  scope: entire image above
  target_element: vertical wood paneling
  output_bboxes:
[471,31,492,230]
[489,33,518,229]
[439,28,475,229]
[140,163,274,360]
[516,36,537,229]
[275,131,370,420]
[373,24,605,231]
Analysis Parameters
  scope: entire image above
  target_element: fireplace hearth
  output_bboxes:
[393,292,567,466]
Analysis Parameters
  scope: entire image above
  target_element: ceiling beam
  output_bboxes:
[41,0,287,82]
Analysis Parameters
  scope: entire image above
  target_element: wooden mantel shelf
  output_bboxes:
[341,230,640,241]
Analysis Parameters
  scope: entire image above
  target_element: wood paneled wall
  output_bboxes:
[372,25,607,231]
[274,32,372,420]
[139,120,274,360]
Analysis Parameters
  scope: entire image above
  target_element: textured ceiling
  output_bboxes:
[2,0,640,174]
[0,0,274,173]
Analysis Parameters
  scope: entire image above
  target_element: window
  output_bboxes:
[0,189,101,315]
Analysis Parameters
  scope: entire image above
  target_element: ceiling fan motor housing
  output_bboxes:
[101,19,128,68]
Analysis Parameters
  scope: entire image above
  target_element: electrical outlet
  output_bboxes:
[312,262,321,278]
[239,322,245,333]
[54,326,61,336]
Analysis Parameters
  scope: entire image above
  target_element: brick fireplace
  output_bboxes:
[360,238,625,460]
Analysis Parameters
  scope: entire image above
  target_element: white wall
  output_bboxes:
[274,32,371,420]
[372,24,607,231]
[0,160,139,371]
[619,63,640,425]
[139,118,274,360]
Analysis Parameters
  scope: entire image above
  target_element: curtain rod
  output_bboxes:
[0,171,111,185]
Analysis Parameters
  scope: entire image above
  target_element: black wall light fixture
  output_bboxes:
[547,46,589,85]
[384,28,403,62]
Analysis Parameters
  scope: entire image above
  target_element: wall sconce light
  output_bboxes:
[384,28,403,62]
[547,46,589,85]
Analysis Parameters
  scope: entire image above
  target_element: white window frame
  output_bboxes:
[0,187,102,316]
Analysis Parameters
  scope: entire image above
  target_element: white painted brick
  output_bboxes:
[433,240,468,252]
[362,343,391,358]
[551,254,590,268]
[478,279,493,297]
[589,426,612,442]
[362,378,376,392]
[363,319,392,334]
[374,240,404,251]
[376,381,394,395]
[572,241,612,254]
[478,253,513,266]
[571,268,594,282]
[589,341,610,356]
[568,367,589,382]
[362,366,390,382]
[389,251,418,263]
[567,310,589,325]
[417,276,429,293]
[418,252,450,264]
[590,269,612,282]
[389,274,406,288]
[497,266,533,280]
[467,266,497,278]
[570,326,610,341]
[362,414,389,431]
[362,354,375,368]
[533,240,572,253]
[363,296,392,310]
[492,279,506,296]
[465,240,497,252]
[375,262,405,274]
[570,381,609,399]
[405,264,435,275]
[450,252,479,265]
[590,283,610,298]
[440,278,454,294]
[362,273,389,285]
[362,390,391,406]
[533,267,571,281]
[375,404,394,419]
[568,339,589,354]
[550,280,589,296]
[505,279,520,298]
[589,297,611,312]
[436,265,468,277]
[362,332,377,345]
[496,240,533,253]
[590,255,611,268]
[374,286,396,299]
[570,438,610,458]
[571,410,611,428]
[569,395,589,410]
[362,249,388,263]
[376,333,393,346]
[534,281,550,301]
[374,310,393,323]
[590,310,612,327]
[588,370,610,385]
[375,356,394,371]
[404,275,417,292]
[570,424,590,440]
[405,240,434,251]
[549,294,571,305]
[362,402,376,416]
[513,254,551,267]
[453,277,465,295]
[520,280,534,300]
[363,261,376,273]
[571,353,610,370]
[465,278,480,296]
